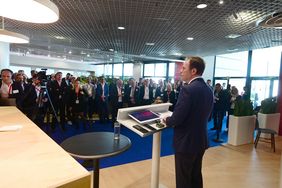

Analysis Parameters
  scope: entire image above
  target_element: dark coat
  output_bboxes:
[166,78,214,154]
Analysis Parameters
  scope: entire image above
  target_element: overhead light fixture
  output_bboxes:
[225,34,241,39]
[219,0,224,5]
[0,17,29,43]
[68,50,72,54]
[145,42,155,46]
[196,4,207,9]
[117,26,125,30]
[187,37,194,40]
[109,49,114,51]
[227,48,238,52]
[0,0,59,23]
[54,36,65,40]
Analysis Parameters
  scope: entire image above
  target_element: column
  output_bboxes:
[0,42,10,70]
[278,52,282,135]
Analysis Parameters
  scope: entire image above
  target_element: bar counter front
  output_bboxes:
[0,107,91,188]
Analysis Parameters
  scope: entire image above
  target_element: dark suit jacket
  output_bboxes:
[96,82,109,102]
[163,90,176,111]
[166,78,214,154]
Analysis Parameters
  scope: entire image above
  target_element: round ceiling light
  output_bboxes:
[0,29,29,43]
[0,0,59,23]
[196,4,207,9]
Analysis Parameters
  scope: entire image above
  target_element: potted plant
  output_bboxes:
[257,97,280,138]
[228,99,256,146]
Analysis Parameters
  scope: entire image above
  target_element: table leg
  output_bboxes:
[151,132,161,188]
[93,159,100,188]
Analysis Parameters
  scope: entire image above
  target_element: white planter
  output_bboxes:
[228,115,256,146]
[257,112,280,138]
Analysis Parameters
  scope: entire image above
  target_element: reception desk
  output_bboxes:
[0,107,91,188]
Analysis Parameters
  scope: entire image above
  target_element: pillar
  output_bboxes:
[0,42,10,70]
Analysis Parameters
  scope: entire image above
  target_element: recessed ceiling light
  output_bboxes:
[196,4,207,9]
[145,42,155,46]
[219,0,224,5]
[117,26,125,30]
[187,37,194,40]
[68,50,72,54]
[109,49,114,51]
[225,34,241,39]
[47,54,50,57]
[54,36,65,40]
[87,54,90,57]
[81,51,86,55]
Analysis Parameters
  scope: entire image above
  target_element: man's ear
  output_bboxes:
[191,68,197,75]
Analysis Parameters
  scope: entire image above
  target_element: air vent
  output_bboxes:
[258,11,282,28]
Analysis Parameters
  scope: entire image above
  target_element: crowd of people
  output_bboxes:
[0,68,182,130]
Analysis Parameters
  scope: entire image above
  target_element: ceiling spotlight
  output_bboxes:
[145,42,155,46]
[68,50,72,54]
[87,54,90,57]
[196,4,207,9]
[109,49,114,51]
[0,0,59,23]
[219,0,224,5]
[0,29,29,43]
[54,36,65,40]
[225,34,241,39]
[117,26,125,30]
[187,37,194,40]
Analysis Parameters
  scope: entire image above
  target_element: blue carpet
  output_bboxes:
[43,117,228,169]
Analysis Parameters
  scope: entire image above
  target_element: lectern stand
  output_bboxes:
[117,103,172,188]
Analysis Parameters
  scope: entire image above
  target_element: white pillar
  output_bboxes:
[0,42,10,70]
[133,62,143,80]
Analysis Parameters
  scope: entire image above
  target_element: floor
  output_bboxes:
[97,136,282,188]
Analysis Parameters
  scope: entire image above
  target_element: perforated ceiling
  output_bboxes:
[5,0,282,63]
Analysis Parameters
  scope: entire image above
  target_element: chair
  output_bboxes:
[254,118,277,152]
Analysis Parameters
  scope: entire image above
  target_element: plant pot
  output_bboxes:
[228,115,256,146]
[257,112,280,138]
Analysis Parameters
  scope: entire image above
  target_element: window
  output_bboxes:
[169,63,175,77]
[123,63,133,77]
[144,64,154,76]
[94,65,104,76]
[251,46,282,76]
[155,63,166,76]
[215,51,248,77]
[105,64,112,76]
[113,64,122,77]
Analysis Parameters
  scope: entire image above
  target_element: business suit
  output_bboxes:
[96,82,109,123]
[166,77,213,188]
[109,84,123,122]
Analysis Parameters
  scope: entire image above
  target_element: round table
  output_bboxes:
[60,132,131,188]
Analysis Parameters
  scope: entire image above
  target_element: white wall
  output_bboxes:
[202,56,215,82]
[0,42,10,70]
[133,62,143,80]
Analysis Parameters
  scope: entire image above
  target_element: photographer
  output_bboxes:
[22,74,48,124]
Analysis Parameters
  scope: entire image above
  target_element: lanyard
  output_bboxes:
[8,83,12,94]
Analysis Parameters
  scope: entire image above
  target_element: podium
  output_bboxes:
[117,103,172,188]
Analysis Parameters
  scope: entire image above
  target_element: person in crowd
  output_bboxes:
[155,79,165,100]
[83,76,96,123]
[175,80,183,101]
[49,72,68,130]
[10,73,27,110]
[163,83,176,111]
[22,74,47,124]
[109,79,124,123]
[206,79,213,91]
[226,86,241,131]
[163,56,214,188]
[0,69,13,99]
[96,77,109,123]
[62,73,73,125]
[138,79,152,105]
[69,79,87,129]
[125,78,139,107]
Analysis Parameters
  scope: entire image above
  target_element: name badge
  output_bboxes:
[75,100,79,104]
[13,90,19,94]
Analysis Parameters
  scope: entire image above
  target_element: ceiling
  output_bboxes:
[4,0,282,64]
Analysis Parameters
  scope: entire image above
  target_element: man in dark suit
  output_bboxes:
[163,56,214,188]
[109,79,123,123]
[96,77,109,123]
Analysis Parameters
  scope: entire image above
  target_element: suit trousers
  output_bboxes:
[175,151,205,188]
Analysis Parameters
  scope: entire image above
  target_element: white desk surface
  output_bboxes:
[118,111,172,137]
[0,107,91,188]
